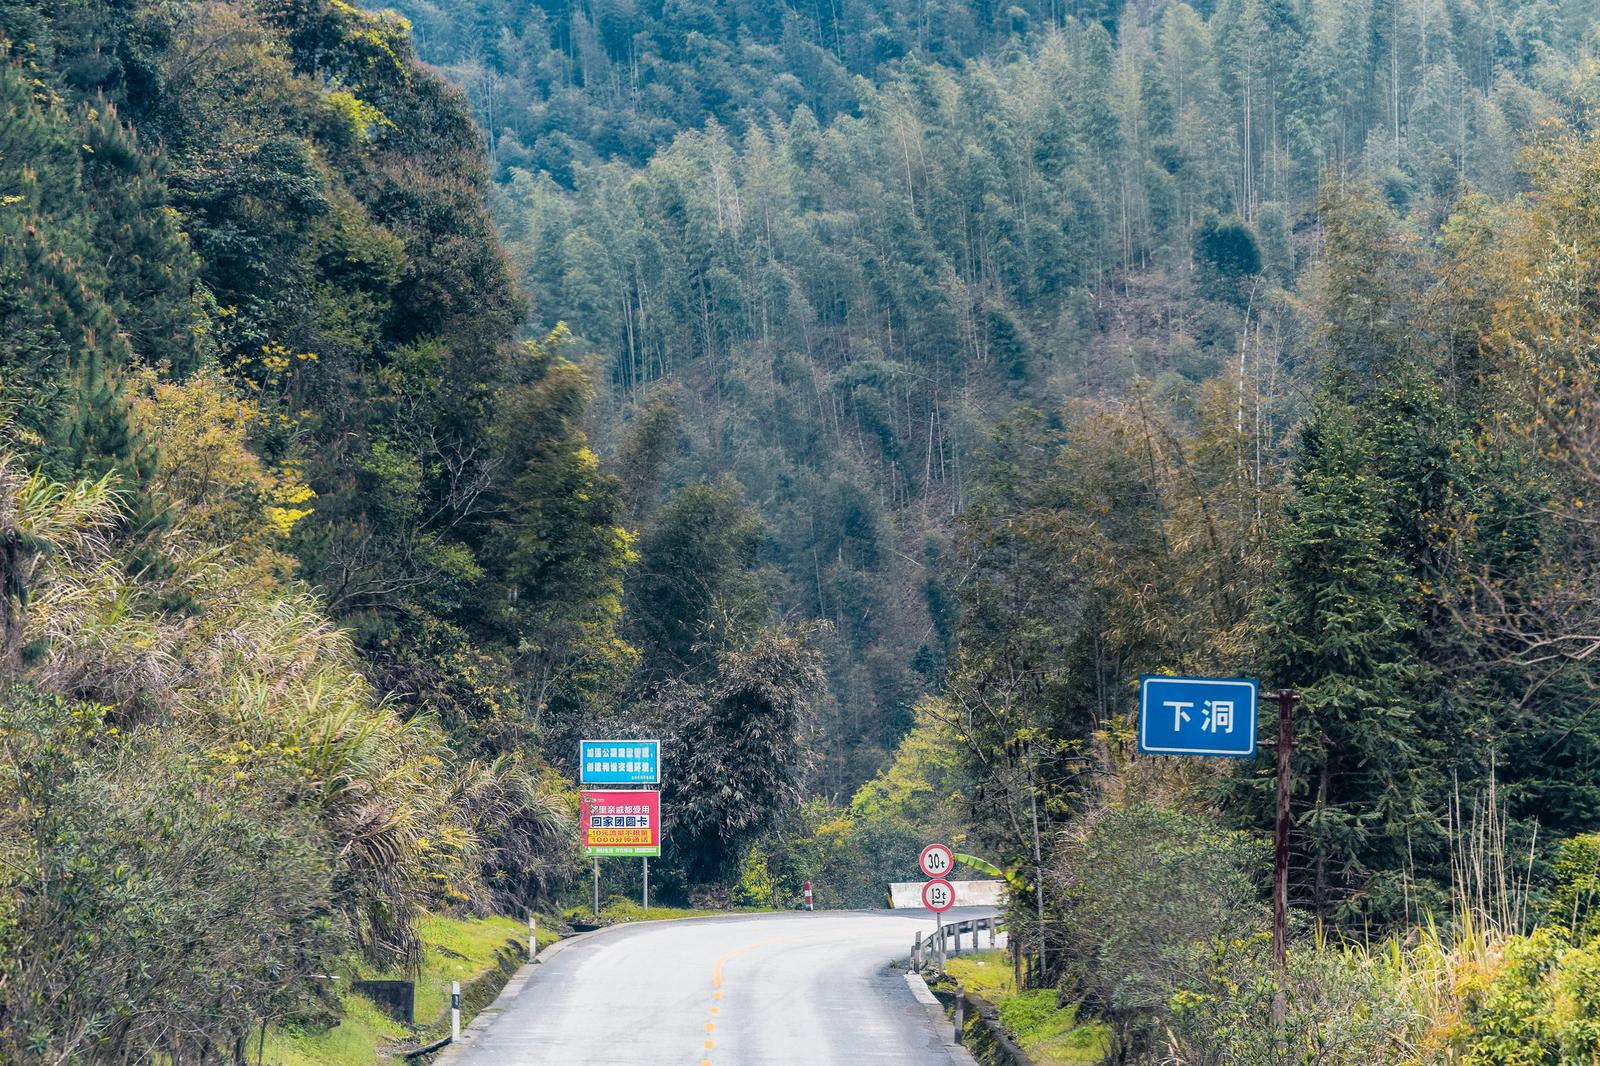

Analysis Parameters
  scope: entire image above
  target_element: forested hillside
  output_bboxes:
[9,0,1600,1060]
[0,0,823,1056]
[398,0,1600,789]
[397,0,1600,1057]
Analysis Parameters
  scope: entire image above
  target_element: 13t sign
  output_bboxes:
[921,879,955,913]
[1139,676,1258,757]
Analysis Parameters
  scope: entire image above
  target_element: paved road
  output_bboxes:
[448,909,994,1066]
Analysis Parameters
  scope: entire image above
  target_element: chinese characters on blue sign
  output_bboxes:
[1138,676,1258,757]
[579,739,661,784]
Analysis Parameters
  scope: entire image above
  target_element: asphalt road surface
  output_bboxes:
[448,908,996,1066]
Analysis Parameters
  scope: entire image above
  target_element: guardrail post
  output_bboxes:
[450,981,460,1041]
[988,916,996,948]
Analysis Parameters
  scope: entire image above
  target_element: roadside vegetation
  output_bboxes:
[7,0,1600,1060]
[943,951,1110,1066]
[264,915,537,1066]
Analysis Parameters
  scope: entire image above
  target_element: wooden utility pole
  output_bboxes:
[1272,688,1297,969]
[1272,688,1298,1025]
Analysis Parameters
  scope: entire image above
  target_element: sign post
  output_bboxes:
[1271,688,1298,1025]
[1138,677,1296,1020]
[922,878,955,975]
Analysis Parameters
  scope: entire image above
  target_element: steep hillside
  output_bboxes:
[402,0,1600,790]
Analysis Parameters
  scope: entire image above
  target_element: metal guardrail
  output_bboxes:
[911,913,1003,973]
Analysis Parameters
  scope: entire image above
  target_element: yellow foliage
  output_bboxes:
[128,365,315,578]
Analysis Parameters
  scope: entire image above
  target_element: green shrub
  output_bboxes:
[1056,805,1265,1034]
[0,690,345,1063]
[734,845,777,907]
[998,989,1063,1040]
[1546,834,1600,941]
[1548,940,1600,1063]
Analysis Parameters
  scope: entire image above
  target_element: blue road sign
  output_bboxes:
[580,739,661,784]
[1138,676,1258,757]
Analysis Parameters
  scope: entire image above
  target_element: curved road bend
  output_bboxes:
[448,908,995,1066]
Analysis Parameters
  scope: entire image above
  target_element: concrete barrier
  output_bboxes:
[888,880,1007,908]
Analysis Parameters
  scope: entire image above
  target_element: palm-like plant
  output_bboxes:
[0,456,499,971]
[0,458,122,673]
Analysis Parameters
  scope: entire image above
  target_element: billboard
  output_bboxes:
[581,789,661,857]
[579,739,661,784]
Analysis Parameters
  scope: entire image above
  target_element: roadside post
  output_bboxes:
[803,880,814,911]
[528,913,537,961]
[579,740,662,917]
[450,981,460,1041]
[921,877,955,975]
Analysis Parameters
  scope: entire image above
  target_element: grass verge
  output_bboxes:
[943,951,1110,1066]
[262,914,537,1066]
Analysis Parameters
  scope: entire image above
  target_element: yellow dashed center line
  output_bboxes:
[698,933,817,1065]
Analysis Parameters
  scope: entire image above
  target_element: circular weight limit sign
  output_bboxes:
[921,878,956,913]
[919,843,954,878]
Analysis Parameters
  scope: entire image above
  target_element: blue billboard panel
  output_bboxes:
[580,739,661,783]
[1138,676,1258,757]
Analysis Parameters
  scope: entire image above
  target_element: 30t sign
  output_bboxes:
[919,843,954,879]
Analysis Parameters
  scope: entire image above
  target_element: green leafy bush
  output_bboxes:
[1547,834,1600,941]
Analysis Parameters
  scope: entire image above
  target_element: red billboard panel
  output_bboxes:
[581,789,661,857]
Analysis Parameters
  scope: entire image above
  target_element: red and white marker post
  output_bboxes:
[803,880,814,911]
